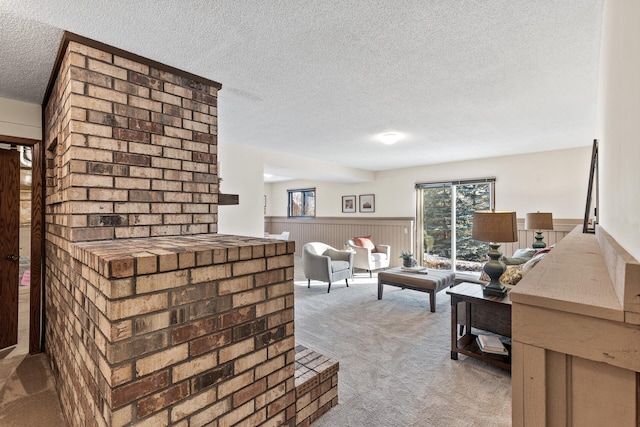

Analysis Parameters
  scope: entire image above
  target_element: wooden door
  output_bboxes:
[0,148,19,349]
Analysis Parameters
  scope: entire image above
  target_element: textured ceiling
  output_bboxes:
[0,1,604,182]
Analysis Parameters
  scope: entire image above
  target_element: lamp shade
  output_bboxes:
[472,211,518,243]
[525,212,554,230]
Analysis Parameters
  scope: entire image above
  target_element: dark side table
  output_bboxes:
[447,282,512,371]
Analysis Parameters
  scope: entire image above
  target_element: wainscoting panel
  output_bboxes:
[266,217,582,265]
[500,219,582,257]
[265,217,415,266]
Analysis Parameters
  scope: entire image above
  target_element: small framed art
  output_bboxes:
[342,195,356,213]
[359,194,375,213]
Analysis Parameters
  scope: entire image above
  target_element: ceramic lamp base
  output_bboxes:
[482,242,508,298]
[532,230,547,249]
[483,283,508,298]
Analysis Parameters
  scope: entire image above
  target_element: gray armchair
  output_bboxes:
[302,242,354,293]
[347,239,391,277]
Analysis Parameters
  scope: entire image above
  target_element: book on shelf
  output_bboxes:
[476,334,508,356]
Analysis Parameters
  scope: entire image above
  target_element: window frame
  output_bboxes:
[415,177,496,272]
[287,187,316,218]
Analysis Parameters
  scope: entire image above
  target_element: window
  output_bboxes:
[416,178,495,273]
[288,188,316,218]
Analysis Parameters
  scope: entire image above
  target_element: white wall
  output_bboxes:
[595,0,640,261]
[216,142,266,237]
[0,97,41,139]
[268,147,591,221]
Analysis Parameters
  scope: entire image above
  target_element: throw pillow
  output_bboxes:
[501,256,529,265]
[500,265,523,285]
[479,265,524,285]
[533,247,553,257]
[354,236,377,252]
[512,248,537,259]
[522,252,547,274]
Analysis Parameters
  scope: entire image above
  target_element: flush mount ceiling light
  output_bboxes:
[263,173,273,178]
[379,133,401,145]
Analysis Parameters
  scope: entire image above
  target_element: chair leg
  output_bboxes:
[369,270,372,278]
[308,279,310,288]
[327,282,331,293]
[345,278,349,287]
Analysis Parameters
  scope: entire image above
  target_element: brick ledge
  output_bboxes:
[295,344,339,426]
[69,234,294,279]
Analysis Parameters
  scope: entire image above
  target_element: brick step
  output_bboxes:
[294,344,339,427]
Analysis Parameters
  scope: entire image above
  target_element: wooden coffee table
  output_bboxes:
[378,267,455,312]
[447,282,512,371]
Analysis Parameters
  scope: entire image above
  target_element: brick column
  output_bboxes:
[43,33,338,427]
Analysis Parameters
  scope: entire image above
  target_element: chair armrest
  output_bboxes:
[303,251,332,281]
[348,244,371,264]
[374,245,391,257]
[323,248,354,264]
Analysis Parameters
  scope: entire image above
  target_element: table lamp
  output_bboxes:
[525,212,553,249]
[472,210,518,297]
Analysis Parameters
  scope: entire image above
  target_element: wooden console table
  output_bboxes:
[447,282,512,371]
[510,226,640,426]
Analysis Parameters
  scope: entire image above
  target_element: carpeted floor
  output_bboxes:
[0,353,64,427]
[0,286,65,427]
[294,264,512,427]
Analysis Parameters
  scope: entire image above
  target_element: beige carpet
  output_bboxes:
[0,353,65,427]
[295,264,512,427]
[0,286,65,427]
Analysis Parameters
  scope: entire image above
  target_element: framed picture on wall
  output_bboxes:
[342,195,356,213]
[359,194,375,213]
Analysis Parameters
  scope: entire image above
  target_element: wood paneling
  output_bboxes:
[571,356,636,427]
[500,219,580,256]
[514,304,640,372]
[265,216,414,265]
[522,344,546,426]
[30,141,43,353]
[545,351,568,427]
[265,217,578,263]
[0,135,39,146]
[515,344,638,427]
[218,193,239,205]
[1,135,42,353]
[511,340,524,427]
[0,148,20,349]
[597,226,640,319]
[511,226,640,426]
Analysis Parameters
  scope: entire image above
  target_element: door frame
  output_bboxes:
[0,135,43,354]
